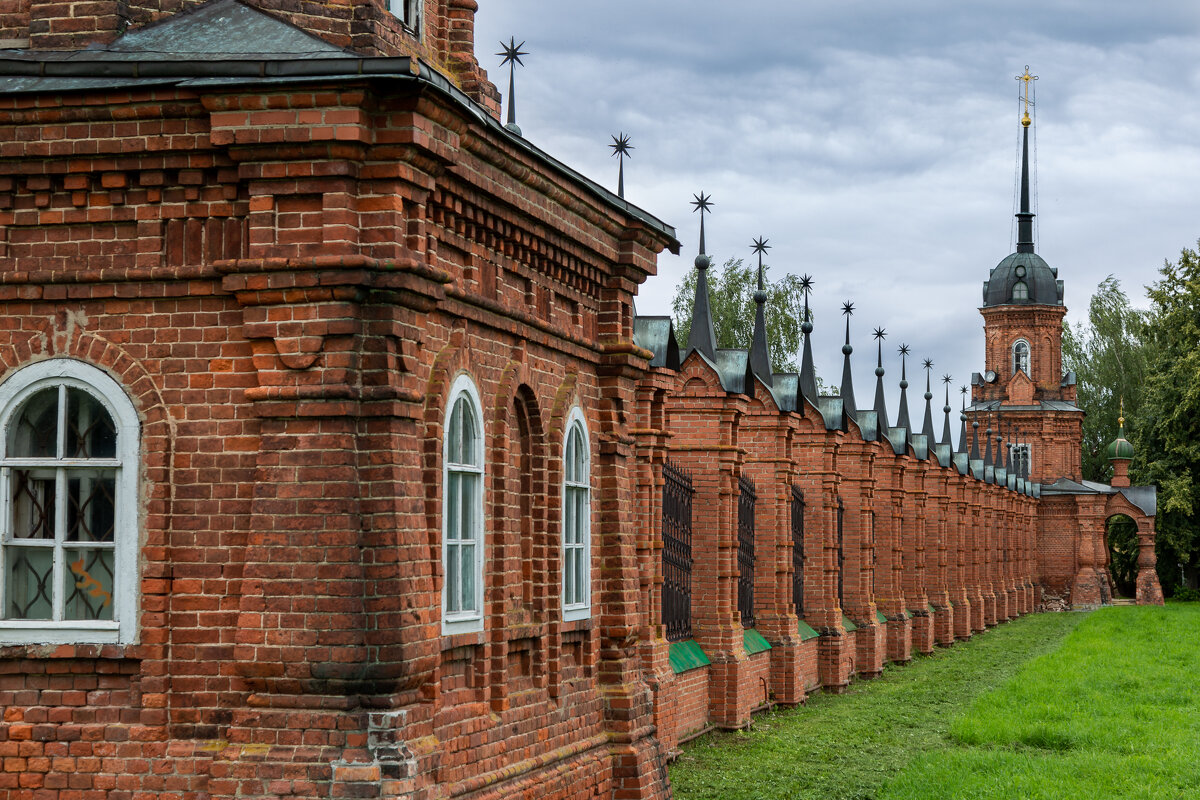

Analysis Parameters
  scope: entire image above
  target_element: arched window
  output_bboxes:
[562,409,591,620]
[1012,339,1031,376]
[1011,281,1029,301]
[443,375,484,634]
[0,359,139,644]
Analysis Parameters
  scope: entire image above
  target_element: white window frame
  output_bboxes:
[389,0,423,37]
[561,407,591,621]
[442,374,485,635]
[0,359,139,645]
[1012,339,1031,376]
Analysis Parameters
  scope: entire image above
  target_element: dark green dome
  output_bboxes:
[982,252,1064,307]
[1106,434,1135,461]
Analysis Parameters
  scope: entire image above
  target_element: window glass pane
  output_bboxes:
[460,541,475,613]
[446,473,460,541]
[575,538,586,606]
[5,546,53,620]
[9,388,58,458]
[66,389,116,459]
[564,486,575,545]
[460,473,477,544]
[565,430,576,483]
[67,471,116,542]
[577,490,588,545]
[12,469,56,540]
[446,543,460,614]
[573,428,586,482]
[564,547,575,606]
[64,547,114,621]
[459,402,477,466]
[448,398,463,464]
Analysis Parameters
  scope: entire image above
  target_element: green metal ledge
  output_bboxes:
[743,628,772,656]
[668,639,711,675]
[876,610,888,624]
[797,620,821,642]
[842,614,859,632]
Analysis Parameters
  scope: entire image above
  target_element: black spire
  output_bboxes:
[983,415,994,468]
[970,417,981,461]
[941,374,954,447]
[748,237,773,388]
[497,37,529,136]
[839,301,857,415]
[896,344,912,430]
[996,424,1006,472]
[798,275,819,406]
[685,193,717,361]
[957,386,969,455]
[610,132,633,198]
[920,358,936,440]
[1015,66,1038,254]
[872,327,889,432]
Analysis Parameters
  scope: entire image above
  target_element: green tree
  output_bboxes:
[1061,276,1151,482]
[671,257,805,373]
[1132,241,1200,593]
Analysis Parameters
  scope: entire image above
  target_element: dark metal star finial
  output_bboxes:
[497,37,529,134]
[690,192,713,214]
[751,236,770,256]
[842,301,855,316]
[873,327,886,341]
[898,343,910,356]
[497,37,528,67]
[922,358,934,371]
[610,133,633,197]
[799,274,813,295]
[610,132,633,158]
[942,374,953,385]
[960,385,968,395]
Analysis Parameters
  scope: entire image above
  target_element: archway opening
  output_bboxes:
[1106,514,1139,600]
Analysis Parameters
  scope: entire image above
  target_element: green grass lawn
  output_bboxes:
[669,605,1200,800]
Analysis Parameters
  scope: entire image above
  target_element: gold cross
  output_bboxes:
[1015,65,1038,127]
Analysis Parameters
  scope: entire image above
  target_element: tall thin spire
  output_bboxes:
[896,344,912,430]
[957,386,969,455]
[920,358,936,440]
[748,237,773,388]
[498,38,529,136]
[839,301,857,415]
[941,374,954,447]
[685,193,718,361]
[983,414,994,468]
[798,275,818,406]
[997,418,1007,471]
[970,417,981,461]
[1015,65,1038,254]
[872,327,889,433]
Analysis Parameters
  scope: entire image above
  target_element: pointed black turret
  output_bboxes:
[940,375,954,447]
[970,418,981,461]
[872,328,889,433]
[798,276,819,407]
[1016,111,1035,254]
[839,302,857,415]
[685,193,718,361]
[983,416,994,468]
[957,387,969,455]
[748,237,773,388]
[896,344,912,430]
[920,359,936,441]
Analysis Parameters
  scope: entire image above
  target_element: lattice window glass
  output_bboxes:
[1012,339,1031,376]
[562,410,590,620]
[737,474,756,628]
[443,376,484,634]
[836,498,845,608]
[0,360,138,644]
[1012,281,1029,301]
[791,486,805,618]
[661,461,694,642]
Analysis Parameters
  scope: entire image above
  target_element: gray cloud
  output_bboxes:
[475,1,1200,438]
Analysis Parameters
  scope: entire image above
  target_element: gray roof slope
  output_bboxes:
[0,0,677,248]
[632,316,680,370]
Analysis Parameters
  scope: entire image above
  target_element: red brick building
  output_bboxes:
[0,3,1162,799]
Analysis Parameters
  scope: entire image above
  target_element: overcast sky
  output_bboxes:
[475,1,1200,426]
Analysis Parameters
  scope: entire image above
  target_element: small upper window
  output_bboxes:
[1013,339,1031,376]
[0,359,139,645]
[390,0,422,35]
[1011,281,1029,301]
[443,375,484,634]
[562,409,590,620]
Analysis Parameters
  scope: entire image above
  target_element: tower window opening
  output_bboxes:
[1012,281,1029,301]
[1012,340,1031,376]
[390,0,422,35]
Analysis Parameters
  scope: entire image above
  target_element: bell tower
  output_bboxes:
[971,67,1082,483]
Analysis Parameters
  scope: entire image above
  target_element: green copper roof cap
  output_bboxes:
[1106,405,1135,460]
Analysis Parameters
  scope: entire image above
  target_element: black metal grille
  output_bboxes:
[737,474,756,628]
[661,460,694,642]
[837,498,845,607]
[791,486,805,618]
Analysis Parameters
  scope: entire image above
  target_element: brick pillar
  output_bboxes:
[907,466,934,654]
[840,441,884,679]
[952,485,973,640]
[1071,500,1105,609]
[816,455,853,692]
[877,461,911,664]
[1134,519,1164,606]
[928,473,954,646]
